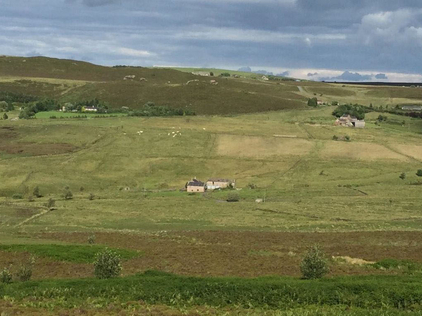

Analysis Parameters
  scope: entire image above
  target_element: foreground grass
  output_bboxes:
[0,244,140,263]
[2,272,422,312]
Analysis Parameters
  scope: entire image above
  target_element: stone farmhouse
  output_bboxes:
[206,178,235,190]
[335,114,365,128]
[187,179,206,193]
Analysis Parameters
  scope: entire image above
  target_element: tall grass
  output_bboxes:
[2,272,422,311]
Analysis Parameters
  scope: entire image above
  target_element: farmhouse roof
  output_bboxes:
[187,179,205,187]
[207,178,232,182]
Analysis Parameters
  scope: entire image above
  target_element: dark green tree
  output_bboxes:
[307,98,318,107]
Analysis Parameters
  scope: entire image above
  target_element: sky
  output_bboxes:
[1,0,422,82]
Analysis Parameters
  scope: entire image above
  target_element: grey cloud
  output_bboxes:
[320,71,372,81]
[375,73,388,79]
[307,72,318,76]
[238,66,252,72]
[277,71,290,76]
[255,70,274,75]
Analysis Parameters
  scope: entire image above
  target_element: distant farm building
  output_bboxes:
[402,105,422,111]
[206,178,235,190]
[335,114,365,128]
[192,71,210,77]
[187,179,206,193]
[82,107,98,112]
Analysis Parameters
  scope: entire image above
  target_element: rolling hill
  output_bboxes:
[0,56,307,115]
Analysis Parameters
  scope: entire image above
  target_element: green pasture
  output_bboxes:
[1,107,422,234]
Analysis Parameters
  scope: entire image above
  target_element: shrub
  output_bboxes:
[88,193,95,200]
[332,135,338,141]
[300,245,329,279]
[307,98,318,107]
[28,195,35,202]
[344,135,351,142]
[0,267,12,284]
[16,257,35,282]
[227,192,240,202]
[47,198,56,209]
[94,248,122,279]
[12,193,23,199]
[88,234,96,244]
[416,170,422,177]
[247,183,257,189]
[400,173,406,180]
[64,190,73,200]
[3,113,8,120]
[332,104,365,120]
[33,186,42,198]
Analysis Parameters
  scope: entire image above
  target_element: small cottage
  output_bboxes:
[335,114,365,128]
[187,179,206,193]
[206,178,235,190]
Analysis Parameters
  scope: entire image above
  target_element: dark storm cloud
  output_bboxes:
[1,0,422,80]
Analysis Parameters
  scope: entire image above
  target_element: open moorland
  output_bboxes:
[2,57,422,314]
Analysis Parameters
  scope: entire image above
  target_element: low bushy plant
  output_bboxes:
[0,267,12,284]
[16,257,35,282]
[12,193,23,199]
[300,245,329,279]
[64,190,73,200]
[47,198,56,209]
[94,248,122,279]
[88,234,96,245]
[227,192,240,202]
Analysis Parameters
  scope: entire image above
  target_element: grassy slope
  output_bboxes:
[1,107,422,233]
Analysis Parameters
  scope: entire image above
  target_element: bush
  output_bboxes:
[332,135,338,141]
[332,104,366,120]
[33,186,42,198]
[399,173,406,180]
[2,113,8,120]
[344,135,351,142]
[47,198,56,209]
[16,257,35,282]
[0,267,12,284]
[307,98,318,107]
[88,193,95,200]
[64,190,73,200]
[12,193,23,199]
[300,245,329,279]
[94,248,122,279]
[247,183,257,189]
[227,192,240,202]
[88,234,96,244]
[416,170,422,177]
